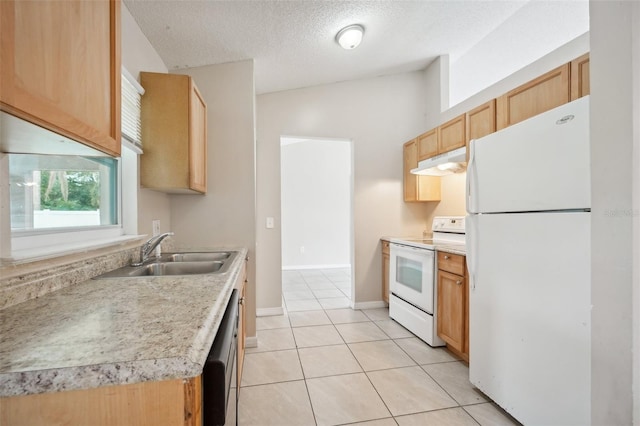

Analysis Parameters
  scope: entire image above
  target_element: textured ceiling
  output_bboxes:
[124,0,581,95]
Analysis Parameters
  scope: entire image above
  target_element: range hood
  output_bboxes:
[411,146,467,177]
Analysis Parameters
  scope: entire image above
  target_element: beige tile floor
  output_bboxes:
[238,268,521,426]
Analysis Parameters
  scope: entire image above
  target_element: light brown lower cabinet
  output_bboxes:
[237,258,247,384]
[382,240,390,304]
[436,251,469,362]
[0,377,202,426]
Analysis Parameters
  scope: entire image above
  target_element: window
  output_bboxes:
[0,69,143,261]
[8,154,118,232]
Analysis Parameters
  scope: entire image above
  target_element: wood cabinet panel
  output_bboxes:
[0,0,121,156]
[403,140,440,202]
[437,270,465,352]
[466,100,496,162]
[417,129,438,161]
[570,53,590,101]
[496,64,570,130]
[466,100,496,143]
[236,260,247,384]
[382,240,390,304]
[438,114,466,153]
[0,377,200,426]
[437,252,465,276]
[140,72,207,194]
[189,83,207,193]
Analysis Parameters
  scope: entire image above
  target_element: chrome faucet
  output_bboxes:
[132,232,174,266]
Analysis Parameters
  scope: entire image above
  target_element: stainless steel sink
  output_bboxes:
[93,251,238,279]
[161,252,232,262]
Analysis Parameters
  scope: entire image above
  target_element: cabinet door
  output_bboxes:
[496,63,570,130]
[382,250,390,304]
[237,261,247,384]
[417,129,438,161]
[570,53,590,101]
[0,0,121,156]
[140,72,207,194]
[189,83,207,193]
[437,270,465,353]
[467,100,496,142]
[403,140,419,202]
[466,99,496,159]
[403,140,440,202]
[438,114,466,153]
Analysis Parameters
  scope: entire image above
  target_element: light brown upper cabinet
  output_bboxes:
[418,114,466,162]
[417,128,438,161]
[496,63,570,130]
[438,114,466,153]
[404,139,441,202]
[466,99,497,161]
[571,53,590,101]
[140,72,207,194]
[0,0,121,156]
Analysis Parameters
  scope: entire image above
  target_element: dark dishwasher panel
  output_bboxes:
[203,289,238,426]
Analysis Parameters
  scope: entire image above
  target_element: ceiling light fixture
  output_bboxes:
[336,24,364,50]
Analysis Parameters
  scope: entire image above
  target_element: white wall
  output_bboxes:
[121,4,172,238]
[281,139,351,269]
[590,2,637,423]
[450,1,589,106]
[172,60,257,339]
[257,71,433,310]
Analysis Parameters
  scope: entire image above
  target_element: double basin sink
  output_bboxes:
[94,251,238,279]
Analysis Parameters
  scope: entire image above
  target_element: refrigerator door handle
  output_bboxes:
[466,215,477,290]
[466,139,477,214]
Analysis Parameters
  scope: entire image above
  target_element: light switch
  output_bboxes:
[266,217,275,229]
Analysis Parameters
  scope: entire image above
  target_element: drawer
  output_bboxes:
[437,251,465,276]
[382,240,390,255]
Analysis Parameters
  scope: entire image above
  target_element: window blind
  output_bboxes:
[121,67,145,153]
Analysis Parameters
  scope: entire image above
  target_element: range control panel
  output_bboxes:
[432,216,466,234]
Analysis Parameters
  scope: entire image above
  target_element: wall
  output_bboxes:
[633,3,640,422]
[257,71,432,310]
[420,33,590,231]
[450,1,589,106]
[281,139,351,269]
[172,60,257,339]
[590,2,638,423]
[121,4,172,238]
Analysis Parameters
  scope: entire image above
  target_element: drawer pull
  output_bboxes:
[456,280,462,285]
[444,255,450,260]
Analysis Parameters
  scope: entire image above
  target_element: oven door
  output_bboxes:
[389,243,435,314]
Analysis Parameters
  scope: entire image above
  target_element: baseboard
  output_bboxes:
[282,264,350,271]
[245,336,258,348]
[256,306,284,317]
[353,300,388,310]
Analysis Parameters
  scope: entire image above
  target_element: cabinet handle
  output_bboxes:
[444,255,450,260]
[456,280,462,285]
[239,297,245,305]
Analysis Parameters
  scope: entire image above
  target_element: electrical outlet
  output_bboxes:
[152,220,160,236]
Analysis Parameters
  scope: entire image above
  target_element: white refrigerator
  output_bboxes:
[466,96,591,425]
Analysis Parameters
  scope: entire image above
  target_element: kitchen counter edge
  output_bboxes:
[0,247,247,398]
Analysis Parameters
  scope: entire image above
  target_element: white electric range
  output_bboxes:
[388,216,466,346]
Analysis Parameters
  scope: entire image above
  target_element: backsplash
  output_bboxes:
[0,243,140,310]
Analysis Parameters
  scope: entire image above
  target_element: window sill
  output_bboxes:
[1,234,146,266]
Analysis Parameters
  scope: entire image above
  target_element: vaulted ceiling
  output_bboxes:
[124,0,589,96]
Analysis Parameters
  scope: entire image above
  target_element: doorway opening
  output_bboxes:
[280,136,354,311]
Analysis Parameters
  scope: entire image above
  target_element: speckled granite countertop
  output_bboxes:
[381,237,466,256]
[0,247,247,398]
